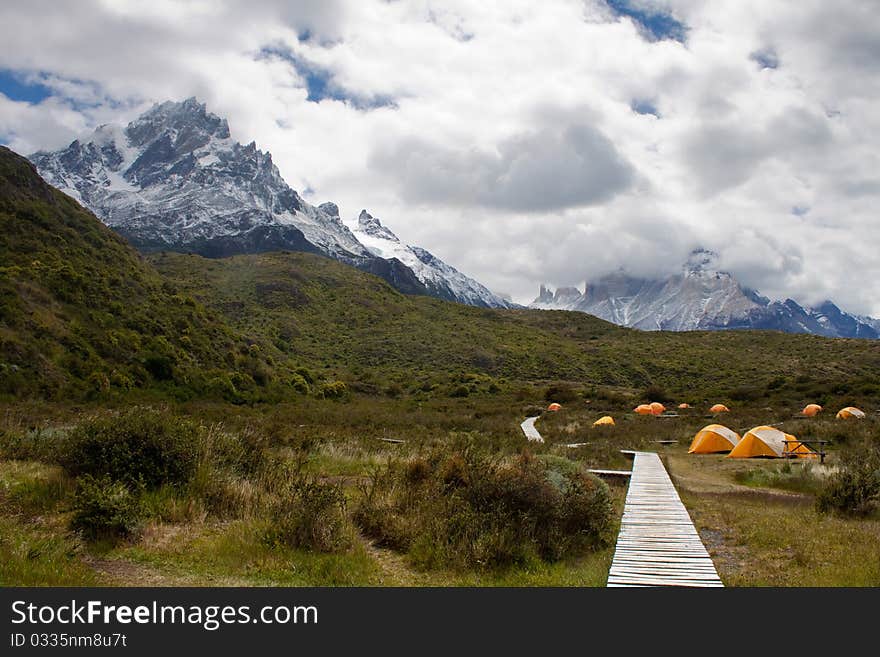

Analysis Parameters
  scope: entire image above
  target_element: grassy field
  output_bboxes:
[3,146,879,586]
[2,396,877,587]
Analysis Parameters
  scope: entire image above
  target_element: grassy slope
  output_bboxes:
[0,146,293,400]
[151,250,880,404]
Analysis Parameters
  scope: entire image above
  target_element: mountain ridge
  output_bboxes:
[29,97,513,309]
[531,249,878,339]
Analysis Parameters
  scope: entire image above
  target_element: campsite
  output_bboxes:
[2,381,878,587]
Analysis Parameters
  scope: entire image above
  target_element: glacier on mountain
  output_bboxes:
[30,98,512,309]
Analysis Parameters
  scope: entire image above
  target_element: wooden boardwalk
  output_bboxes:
[607,451,723,588]
[520,416,543,443]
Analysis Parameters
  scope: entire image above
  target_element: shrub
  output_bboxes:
[449,384,470,398]
[143,354,174,381]
[354,449,613,570]
[264,477,351,552]
[816,437,880,516]
[61,410,200,490]
[318,380,348,400]
[544,383,579,404]
[642,384,671,403]
[287,372,310,395]
[70,475,141,541]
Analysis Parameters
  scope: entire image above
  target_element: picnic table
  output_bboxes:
[782,438,829,464]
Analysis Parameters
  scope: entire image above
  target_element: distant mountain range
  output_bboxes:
[531,249,879,339]
[29,98,512,309]
[23,98,877,336]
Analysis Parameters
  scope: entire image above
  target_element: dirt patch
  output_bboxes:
[83,555,192,586]
[696,526,750,583]
[362,539,426,586]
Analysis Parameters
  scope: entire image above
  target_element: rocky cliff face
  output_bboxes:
[30,98,512,308]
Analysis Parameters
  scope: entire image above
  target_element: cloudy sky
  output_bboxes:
[2,0,879,313]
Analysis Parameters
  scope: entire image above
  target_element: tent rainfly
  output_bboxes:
[688,424,741,454]
[710,404,730,413]
[649,402,666,415]
[836,406,865,419]
[547,403,562,412]
[802,404,822,417]
[678,403,691,409]
[634,404,654,415]
[593,415,615,427]
[727,425,815,459]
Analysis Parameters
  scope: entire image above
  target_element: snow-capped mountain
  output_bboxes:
[349,209,511,307]
[531,249,878,338]
[29,98,511,308]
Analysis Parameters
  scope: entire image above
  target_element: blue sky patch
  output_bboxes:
[791,205,810,217]
[0,69,52,104]
[606,0,687,43]
[751,48,780,69]
[259,46,395,109]
[631,99,660,117]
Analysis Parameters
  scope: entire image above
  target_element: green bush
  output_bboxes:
[355,449,613,570]
[264,478,351,552]
[70,475,141,541]
[642,384,671,403]
[61,410,200,490]
[317,380,348,400]
[544,383,579,404]
[287,373,310,395]
[816,438,880,516]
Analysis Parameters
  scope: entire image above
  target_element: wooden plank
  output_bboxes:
[588,469,632,477]
[520,416,543,443]
[607,451,723,588]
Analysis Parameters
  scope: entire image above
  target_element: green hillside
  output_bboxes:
[3,140,880,410]
[151,250,880,406]
[2,146,879,589]
[0,146,296,401]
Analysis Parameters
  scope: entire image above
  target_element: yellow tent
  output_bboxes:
[593,415,615,427]
[710,404,730,414]
[802,404,822,417]
[634,404,654,415]
[649,402,666,415]
[547,403,562,412]
[688,424,741,454]
[836,406,865,419]
[727,426,815,459]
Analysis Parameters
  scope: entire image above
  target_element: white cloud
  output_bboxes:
[1,0,879,314]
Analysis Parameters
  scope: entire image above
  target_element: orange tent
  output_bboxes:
[689,424,741,454]
[547,403,562,412]
[649,402,665,415]
[727,426,815,459]
[678,403,691,409]
[634,404,654,415]
[836,406,865,419]
[592,415,615,427]
[802,404,822,417]
[710,404,730,414]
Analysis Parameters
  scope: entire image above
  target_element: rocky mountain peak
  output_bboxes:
[357,210,398,242]
[27,98,514,309]
[684,247,720,273]
[318,202,340,218]
[529,252,878,338]
[126,97,230,149]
